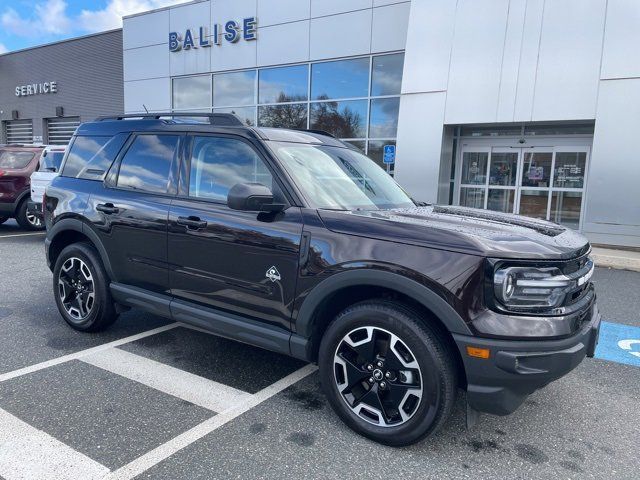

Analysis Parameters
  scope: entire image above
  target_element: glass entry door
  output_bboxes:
[458,145,589,229]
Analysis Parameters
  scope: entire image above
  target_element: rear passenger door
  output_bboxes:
[87,133,182,295]
[168,134,303,332]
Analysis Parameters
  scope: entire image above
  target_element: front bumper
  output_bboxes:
[453,303,601,415]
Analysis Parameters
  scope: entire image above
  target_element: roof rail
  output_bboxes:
[293,128,336,138]
[96,112,245,126]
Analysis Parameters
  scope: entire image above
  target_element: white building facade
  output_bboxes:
[123,0,640,248]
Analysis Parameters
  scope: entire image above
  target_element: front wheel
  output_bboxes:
[319,301,457,446]
[53,242,118,332]
[15,200,44,230]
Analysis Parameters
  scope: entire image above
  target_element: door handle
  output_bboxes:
[177,216,207,230]
[96,203,119,214]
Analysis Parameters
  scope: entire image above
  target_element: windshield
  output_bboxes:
[39,151,65,172]
[0,150,35,169]
[270,142,414,210]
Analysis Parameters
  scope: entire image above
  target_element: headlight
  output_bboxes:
[493,260,594,311]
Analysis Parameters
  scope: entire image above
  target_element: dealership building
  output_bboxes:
[1,0,638,248]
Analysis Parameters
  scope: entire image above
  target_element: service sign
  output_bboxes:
[169,17,257,52]
[15,81,58,97]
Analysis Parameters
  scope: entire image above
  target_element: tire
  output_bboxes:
[53,242,118,332]
[15,199,44,231]
[0,216,7,225]
[318,301,457,446]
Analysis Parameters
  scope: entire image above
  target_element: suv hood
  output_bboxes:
[318,205,590,260]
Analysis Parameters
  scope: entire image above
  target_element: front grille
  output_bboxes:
[562,257,594,307]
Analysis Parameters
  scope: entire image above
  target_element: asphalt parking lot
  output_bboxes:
[0,219,639,479]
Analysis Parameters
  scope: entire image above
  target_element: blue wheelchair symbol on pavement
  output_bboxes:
[595,321,640,367]
[383,145,396,165]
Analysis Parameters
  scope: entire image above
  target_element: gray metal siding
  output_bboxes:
[0,30,124,143]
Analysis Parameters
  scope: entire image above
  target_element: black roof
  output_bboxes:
[77,113,350,147]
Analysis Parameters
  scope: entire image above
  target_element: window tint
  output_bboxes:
[213,71,256,107]
[62,135,128,180]
[173,75,211,109]
[0,150,35,169]
[39,151,66,172]
[311,58,370,100]
[259,65,308,104]
[189,136,273,202]
[371,54,404,96]
[117,135,180,193]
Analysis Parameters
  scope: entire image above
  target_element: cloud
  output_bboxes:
[0,43,7,54]
[1,0,71,37]
[79,0,193,32]
[1,0,192,39]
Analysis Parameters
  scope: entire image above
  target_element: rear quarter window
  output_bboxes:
[0,150,35,169]
[61,134,128,180]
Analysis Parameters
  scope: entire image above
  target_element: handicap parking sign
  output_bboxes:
[383,145,396,164]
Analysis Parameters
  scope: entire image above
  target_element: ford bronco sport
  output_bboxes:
[44,113,600,446]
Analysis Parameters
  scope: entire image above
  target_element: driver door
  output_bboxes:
[167,134,303,332]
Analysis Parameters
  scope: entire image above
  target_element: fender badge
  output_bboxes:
[266,266,281,282]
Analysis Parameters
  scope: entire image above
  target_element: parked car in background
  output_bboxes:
[0,144,46,229]
[28,145,67,221]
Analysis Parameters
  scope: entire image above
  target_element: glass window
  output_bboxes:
[459,188,485,209]
[487,189,515,213]
[258,65,308,104]
[551,191,582,229]
[189,136,273,202]
[213,107,256,126]
[39,150,65,172]
[213,71,256,107]
[172,75,211,110]
[519,190,549,220]
[367,140,396,171]
[310,100,367,138]
[117,135,180,193]
[553,152,586,189]
[258,104,308,129]
[344,140,366,153]
[62,134,128,180]
[461,152,488,185]
[371,53,404,96]
[521,151,552,188]
[270,142,414,210]
[311,58,370,100]
[489,152,518,186]
[369,97,400,138]
[0,150,34,169]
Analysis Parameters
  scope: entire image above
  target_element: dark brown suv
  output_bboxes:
[0,144,46,230]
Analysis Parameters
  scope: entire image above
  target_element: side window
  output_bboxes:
[117,134,180,194]
[62,134,128,180]
[189,136,274,202]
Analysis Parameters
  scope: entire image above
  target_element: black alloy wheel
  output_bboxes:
[319,301,457,446]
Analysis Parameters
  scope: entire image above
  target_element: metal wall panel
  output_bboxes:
[0,30,123,143]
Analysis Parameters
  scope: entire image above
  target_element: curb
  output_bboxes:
[592,249,640,273]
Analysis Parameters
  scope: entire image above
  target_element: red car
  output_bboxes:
[0,144,46,230]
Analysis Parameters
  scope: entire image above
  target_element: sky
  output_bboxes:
[0,0,192,54]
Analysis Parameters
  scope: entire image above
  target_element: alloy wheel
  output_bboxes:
[26,212,42,228]
[333,326,423,427]
[58,257,95,321]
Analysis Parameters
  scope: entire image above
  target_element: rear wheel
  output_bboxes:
[53,242,118,332]
[15,200,44,231]
[319,301,457,446]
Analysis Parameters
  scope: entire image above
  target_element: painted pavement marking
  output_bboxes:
[594,321,640,367]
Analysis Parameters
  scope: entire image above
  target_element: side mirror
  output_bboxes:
[227,183,285,212]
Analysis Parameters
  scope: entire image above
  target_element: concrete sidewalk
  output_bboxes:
[592,247,640,272]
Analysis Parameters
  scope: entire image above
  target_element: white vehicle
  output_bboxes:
[28,145,66,220]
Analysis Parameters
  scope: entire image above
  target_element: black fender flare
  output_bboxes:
[46,217,116,280]
[13,189,31,210]
[294,269,473,340]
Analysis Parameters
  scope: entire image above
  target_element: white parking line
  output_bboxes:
[105,363,318,480]
[0,323,180,383]
[82,348,251,412]
[0,232,46,239]
[0,408,109,480]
